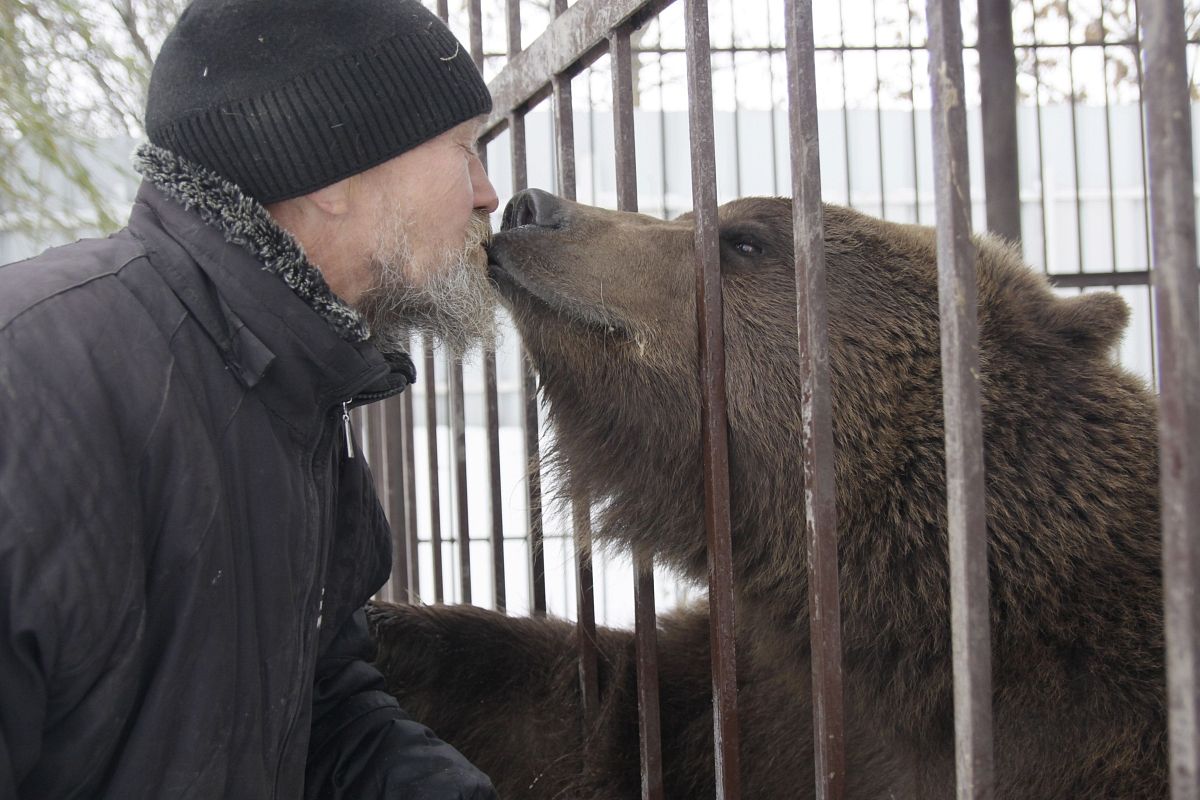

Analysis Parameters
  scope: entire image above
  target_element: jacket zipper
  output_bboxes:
[341,401,355,459]
[271,411,338,799]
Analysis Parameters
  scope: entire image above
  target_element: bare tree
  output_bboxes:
[0,0,182,238]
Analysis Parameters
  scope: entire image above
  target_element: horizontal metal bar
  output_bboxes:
[1046,270,1155,289]
[482,0,676,138]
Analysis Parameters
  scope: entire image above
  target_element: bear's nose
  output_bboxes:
[502,188,564,231]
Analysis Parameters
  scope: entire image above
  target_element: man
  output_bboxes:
[0,0,500,797]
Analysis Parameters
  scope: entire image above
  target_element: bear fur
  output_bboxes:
[367,193,1165,799]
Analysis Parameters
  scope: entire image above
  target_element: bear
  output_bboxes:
[367,189,1166,799]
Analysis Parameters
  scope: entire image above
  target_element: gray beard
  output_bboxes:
[356,212,496,357]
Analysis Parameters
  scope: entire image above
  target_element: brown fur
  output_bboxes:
[368,194,1165,798]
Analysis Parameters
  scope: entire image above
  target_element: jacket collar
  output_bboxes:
[130,143,415,420]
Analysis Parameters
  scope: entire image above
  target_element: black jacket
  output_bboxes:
[0,145,495,799]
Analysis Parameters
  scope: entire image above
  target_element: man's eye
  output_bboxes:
[734,240,762,256]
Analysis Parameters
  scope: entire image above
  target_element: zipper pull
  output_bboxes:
[341,401,355,458]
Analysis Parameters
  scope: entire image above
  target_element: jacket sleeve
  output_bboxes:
[305,607,497,800]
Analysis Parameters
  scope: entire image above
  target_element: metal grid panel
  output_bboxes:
[356,1,1200,797]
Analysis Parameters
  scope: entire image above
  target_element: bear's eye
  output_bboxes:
[733,239,762,257]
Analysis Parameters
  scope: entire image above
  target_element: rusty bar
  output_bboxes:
[436,0,447,23]
[1132,1,1160,387]
[785,0,846,797]
[484,0,675,128]
[573,499,600,725]
[460,1,507,615]
[1063,0,1085,274]
[926,0,995,797]
[439,0,484,610]
[1098,43,1120,275]
[401,384,421,600]
[423,338,445,604]
[508,108,547,616]
[870,0,885,218]
[552,70,576,200]
[611,24,665,800]
[382,396,411,604]
[908,0,923,224]
[449,360,472,605]
[481,344,505,612]
[506,0,521,58]
[1144,3,1200,797]
[547,0,600,735]
[684,0,741,795]
[467,0,483,77]
[1047,270,1152,289]
[977,0,1021,243]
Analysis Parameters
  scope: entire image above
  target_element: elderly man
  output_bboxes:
[0,0,499,797]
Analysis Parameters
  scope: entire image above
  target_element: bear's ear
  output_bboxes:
[1044,291,1130,353]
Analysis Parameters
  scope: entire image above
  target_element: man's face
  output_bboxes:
[354,117,500,354]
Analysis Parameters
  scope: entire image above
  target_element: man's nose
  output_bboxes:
[471,157,499,214]
[502,188,565,231]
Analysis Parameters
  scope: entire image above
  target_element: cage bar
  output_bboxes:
[1142,3,1200,798]
[611,22,666,800]
[926,0,995,797]
[976,0,1021,243]
[381,396,411,603]
[423,338,446,604]
[785,0,846,797]
[683,0,742,795]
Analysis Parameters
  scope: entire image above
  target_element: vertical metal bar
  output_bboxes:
[657,50,669,218]
[1098,40,1120,275]
[545,0,600,737]
[765,3,781,197]
[506,0,521,58]
[466,0,517,616]
[1143,4,1200,798]
[684,0,741,795]
[908,0,923,224]
[977,0,1022,243]
[383,396,411,603]
[926,0,995,798]
[573,499,600,725]
[871,0,887,218]
[449,362,472,605]
[1063,1,1085,273]
[423,338,445,604]
[612,25,665,800]
[837,0,854,207]
[363,404,389,600]
[482,341,506,612]
[401,381,421,601]
[1132,0,1160,386]
[1028,0,1051,273]
[728,4,743,199]
[511,118,548,617]
[786,1,845,798]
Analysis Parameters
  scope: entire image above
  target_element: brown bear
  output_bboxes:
[367,189,1166,799]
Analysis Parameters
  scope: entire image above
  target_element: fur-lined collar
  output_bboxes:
[133,142,369,343]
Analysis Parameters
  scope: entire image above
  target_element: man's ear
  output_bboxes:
[306,177,353,217]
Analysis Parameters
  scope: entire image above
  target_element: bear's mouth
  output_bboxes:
[486,235,633,340]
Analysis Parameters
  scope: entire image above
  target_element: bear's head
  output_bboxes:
[486,189,1155,635]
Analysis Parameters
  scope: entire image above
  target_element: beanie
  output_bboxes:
[144,0,492,203]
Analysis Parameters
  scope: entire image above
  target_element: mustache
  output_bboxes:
[466,210,493,250]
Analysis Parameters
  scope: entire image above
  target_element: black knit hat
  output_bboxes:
[144,0,492,203]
